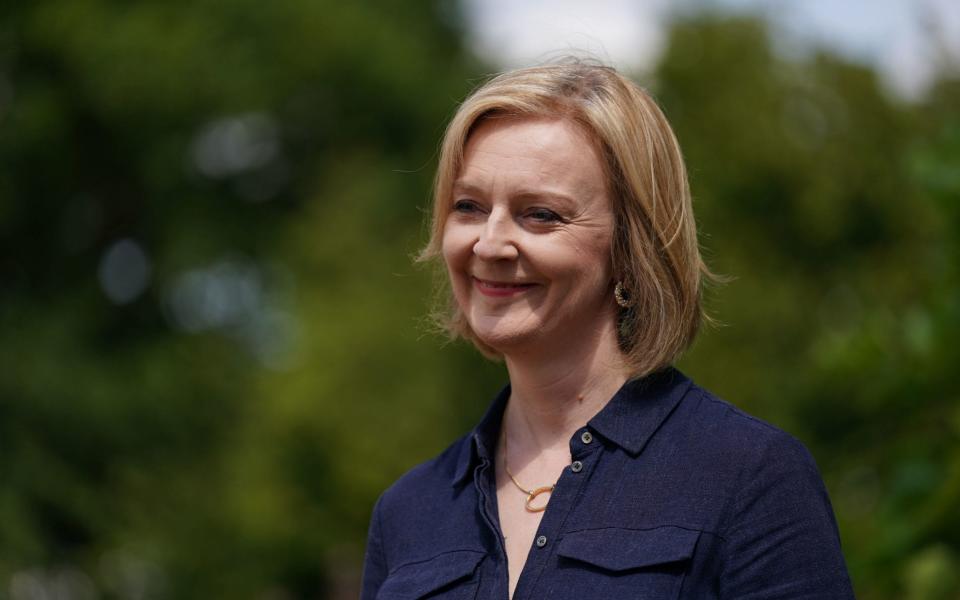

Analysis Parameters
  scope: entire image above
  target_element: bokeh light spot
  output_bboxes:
[98,238,152,305]
[191,113,279,179]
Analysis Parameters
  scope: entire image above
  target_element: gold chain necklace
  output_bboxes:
[502,433,555,513]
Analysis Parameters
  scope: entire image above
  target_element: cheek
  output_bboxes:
[581,225,614,276]
[441,222,475,294]
[442,219,480,263]
[545,231,613,282]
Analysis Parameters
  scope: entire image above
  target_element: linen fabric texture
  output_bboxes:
[361,368,855,599]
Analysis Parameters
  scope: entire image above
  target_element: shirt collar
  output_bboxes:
[451,367,693,486]
[586,367,692,456]
[452,384,510,487]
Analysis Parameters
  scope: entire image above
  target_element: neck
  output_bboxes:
[501,322,629,453]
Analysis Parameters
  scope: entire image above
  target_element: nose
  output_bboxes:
[473,209,519,261]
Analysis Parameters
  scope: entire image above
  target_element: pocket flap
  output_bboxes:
[557,526,699,572]
[377,550,484,599]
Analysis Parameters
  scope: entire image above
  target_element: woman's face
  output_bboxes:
[441,116,617,355]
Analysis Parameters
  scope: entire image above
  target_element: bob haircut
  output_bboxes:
[419,61,715,378]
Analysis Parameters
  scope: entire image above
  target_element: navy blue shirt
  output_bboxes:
[362,368,854,599]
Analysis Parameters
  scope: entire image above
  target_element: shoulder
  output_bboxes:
[674,381,820,475]
[373,431,474,526]
[370,432,487,569]
[669,382,837,536]
[669,386,854,595]
[645,378,829,528]
[362,433,484,597]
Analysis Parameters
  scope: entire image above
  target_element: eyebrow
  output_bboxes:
[451,181,484,197]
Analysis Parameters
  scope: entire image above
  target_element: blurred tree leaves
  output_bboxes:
[1,2,958,598]
[1,0,492,597]
[663,15,960,600]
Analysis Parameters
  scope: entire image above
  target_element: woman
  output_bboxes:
[362,63,854,599]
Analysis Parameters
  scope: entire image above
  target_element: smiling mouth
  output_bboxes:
[472,277,539,297]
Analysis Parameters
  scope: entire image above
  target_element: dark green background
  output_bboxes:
[2,2,958,598]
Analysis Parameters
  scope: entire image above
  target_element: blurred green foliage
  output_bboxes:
[1,1,957,598]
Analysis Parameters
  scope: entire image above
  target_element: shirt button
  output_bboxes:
[571,460,583,473]
[535,535,548,548]
[581,431,593,444]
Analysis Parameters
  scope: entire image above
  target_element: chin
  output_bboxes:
[467,316,543,355]
[472,332,528,355]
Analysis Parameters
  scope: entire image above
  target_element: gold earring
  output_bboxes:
[614,281,632,308]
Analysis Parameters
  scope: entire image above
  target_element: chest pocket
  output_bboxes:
[376,550,485,600]
[549,526,700,599]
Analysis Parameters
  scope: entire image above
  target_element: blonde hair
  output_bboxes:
[419,61,716,378]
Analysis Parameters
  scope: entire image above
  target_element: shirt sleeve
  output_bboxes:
[718,433,855,599]
[360,494,388,600]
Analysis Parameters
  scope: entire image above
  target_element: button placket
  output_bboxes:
[570,428,601,476]
[516,431,600,599]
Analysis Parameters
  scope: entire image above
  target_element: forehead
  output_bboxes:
[457,116,609,198]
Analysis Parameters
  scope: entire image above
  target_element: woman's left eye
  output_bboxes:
[527,208,562,223]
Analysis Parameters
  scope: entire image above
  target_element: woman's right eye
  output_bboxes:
[453,199,479,213]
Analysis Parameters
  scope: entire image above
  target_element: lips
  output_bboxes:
[472,277,539,297]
